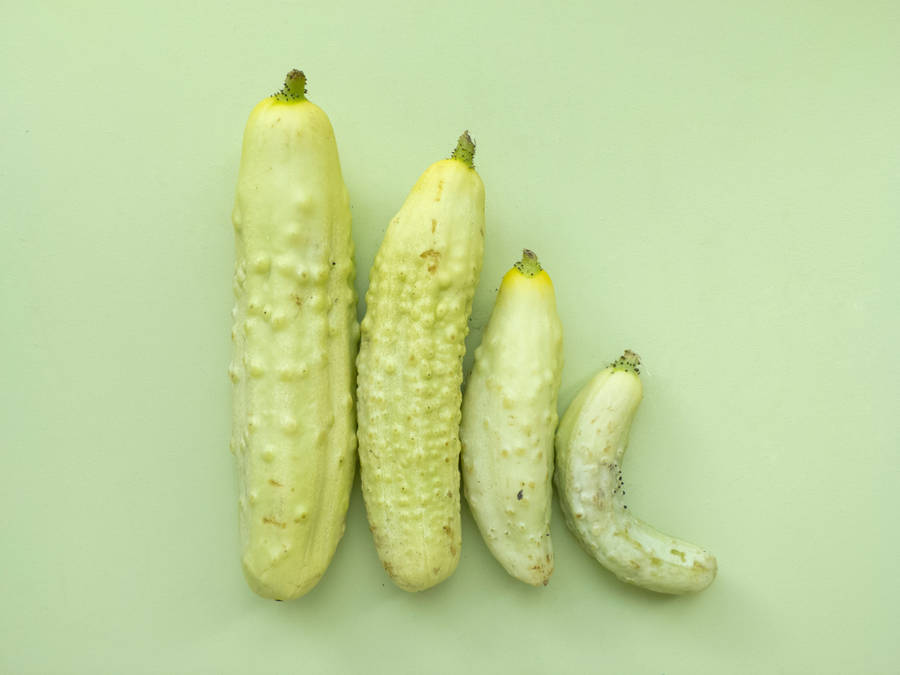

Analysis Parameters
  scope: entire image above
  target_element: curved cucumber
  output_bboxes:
[460,250,563,586]
[230,70,359,600]
[555,352,717,594]
[357,132,485,591]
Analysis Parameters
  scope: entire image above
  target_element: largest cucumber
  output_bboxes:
[357,133,485,591]
[230,70,358,600]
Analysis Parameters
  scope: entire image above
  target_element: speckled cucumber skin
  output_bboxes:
[554,356,717,594]
[230,74,358,600]
[459,255,563,586]
[357,151,485,592]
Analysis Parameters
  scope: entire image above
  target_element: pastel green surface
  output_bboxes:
[1,1,898,673]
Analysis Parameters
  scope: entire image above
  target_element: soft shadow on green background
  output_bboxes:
[2,1,898,673]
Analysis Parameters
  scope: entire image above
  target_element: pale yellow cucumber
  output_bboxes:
[460,250,563,586]
[555,351,717,594]
[357,133,485,591]
[230,70,358,600]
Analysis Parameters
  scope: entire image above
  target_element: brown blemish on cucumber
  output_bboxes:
[420,249,441,273]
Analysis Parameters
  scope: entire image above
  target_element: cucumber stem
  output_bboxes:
[611,350,641,375]
[451,131,476,168]
[273,69,307,102]
[514,249,543,277]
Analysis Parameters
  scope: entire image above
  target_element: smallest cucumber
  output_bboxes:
[555,351,717,594]
[460,250,563,586]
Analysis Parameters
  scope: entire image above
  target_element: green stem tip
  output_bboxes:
[611,350,641,375]
[514,249,543,277]
[273,69,307,102]
[450,130,476,168]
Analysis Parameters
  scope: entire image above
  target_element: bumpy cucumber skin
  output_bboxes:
[357,158,485,592]
[230,92,358,600]
[554,366,717,594]
[460,264,563,586]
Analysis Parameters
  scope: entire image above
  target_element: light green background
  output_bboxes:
[2,1,898,673]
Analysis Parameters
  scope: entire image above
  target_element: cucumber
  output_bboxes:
[554,351,717,594]
[459,250,563,586]
[356,132,485,591]
[229,70,358,600]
